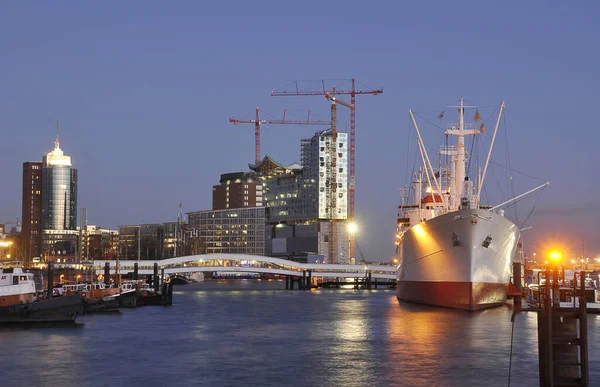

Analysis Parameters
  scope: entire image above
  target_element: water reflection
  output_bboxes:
[0,282,598,387]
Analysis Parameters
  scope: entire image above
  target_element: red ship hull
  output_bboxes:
[396,281,508,311]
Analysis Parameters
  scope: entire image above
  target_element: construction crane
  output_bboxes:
[229,107,331,165]
[272,79,382,262]
[272,79,383,263]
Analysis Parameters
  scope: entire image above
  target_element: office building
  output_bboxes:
[118,225,140,260]
[21,162,43,260]
[212,172,263,210]
[80,225,119,260]
[39,134,78,262]
[118,221,187,260]
[187,207,265,255]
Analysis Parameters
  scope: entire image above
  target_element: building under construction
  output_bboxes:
[254,129,351,264]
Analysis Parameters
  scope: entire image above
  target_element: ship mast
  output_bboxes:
[455,97,465,199]
[445,97,481,210]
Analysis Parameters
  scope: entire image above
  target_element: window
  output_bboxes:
[339,168,343,173]
[339,143,343,148]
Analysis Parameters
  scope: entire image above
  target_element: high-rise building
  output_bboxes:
[21,161,43,260]
[212,172,263,210]
[301,131,348,220]
[35,133,79,263]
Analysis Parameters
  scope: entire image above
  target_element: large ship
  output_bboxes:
[396,97,548,310]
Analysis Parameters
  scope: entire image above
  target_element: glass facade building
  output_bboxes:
[41,165,77,230]
[39,138,79,262]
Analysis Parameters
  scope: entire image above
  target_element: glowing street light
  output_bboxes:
[348,222,358,234]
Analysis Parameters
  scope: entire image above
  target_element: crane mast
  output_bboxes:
[328,87,338,264]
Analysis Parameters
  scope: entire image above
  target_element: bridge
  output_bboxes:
[86,254,397,281]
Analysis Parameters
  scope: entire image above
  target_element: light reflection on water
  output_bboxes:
[0,280,598,387]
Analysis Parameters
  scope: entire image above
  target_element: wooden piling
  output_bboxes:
[104,262,110,285]
[47,262,54,298]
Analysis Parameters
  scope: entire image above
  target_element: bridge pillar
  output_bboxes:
[133,262,139,280]
[104,262,110,285]
[301,270,306,290]
[367,271,372,290]
[307,270,312,290]
[161,268,165,290]
[285,275,289,290]
[290,276,295,290]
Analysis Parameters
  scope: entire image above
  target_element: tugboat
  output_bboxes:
[0,267,83,323]
[63,282,121,313]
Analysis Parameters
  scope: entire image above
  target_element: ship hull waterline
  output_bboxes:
[396,208,520,311]
[0,294,84,324]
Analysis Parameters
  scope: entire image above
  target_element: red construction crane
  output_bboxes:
[272,79,383,263]
[229,107,331,164]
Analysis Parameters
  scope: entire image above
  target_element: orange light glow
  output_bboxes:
[548,249,564,263]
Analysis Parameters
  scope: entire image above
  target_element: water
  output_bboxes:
[1,280,599,387]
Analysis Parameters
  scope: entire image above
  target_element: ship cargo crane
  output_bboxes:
[272,79,383,263]
[229,107,331,164]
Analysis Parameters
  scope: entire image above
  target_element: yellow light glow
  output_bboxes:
[348,222,358,234]
[412,223,426,239]
[548,249,563,262]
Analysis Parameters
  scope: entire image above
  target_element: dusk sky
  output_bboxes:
[1,2,598,262]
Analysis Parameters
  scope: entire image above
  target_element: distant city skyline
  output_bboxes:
[1,2,599,261]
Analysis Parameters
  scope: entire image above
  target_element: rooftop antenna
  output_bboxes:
[55,120,60,148]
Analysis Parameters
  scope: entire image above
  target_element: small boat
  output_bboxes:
[169,275,194,285]
[63,282,121,313]
[0,267,83,323]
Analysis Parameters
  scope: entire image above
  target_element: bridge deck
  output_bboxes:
[54,254,398,280]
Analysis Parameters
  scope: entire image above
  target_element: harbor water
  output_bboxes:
[1,280,599,386]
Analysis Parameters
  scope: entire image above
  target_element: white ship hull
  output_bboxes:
[396,208,520,310]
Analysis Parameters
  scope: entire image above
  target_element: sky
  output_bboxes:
[1,1,599,262]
